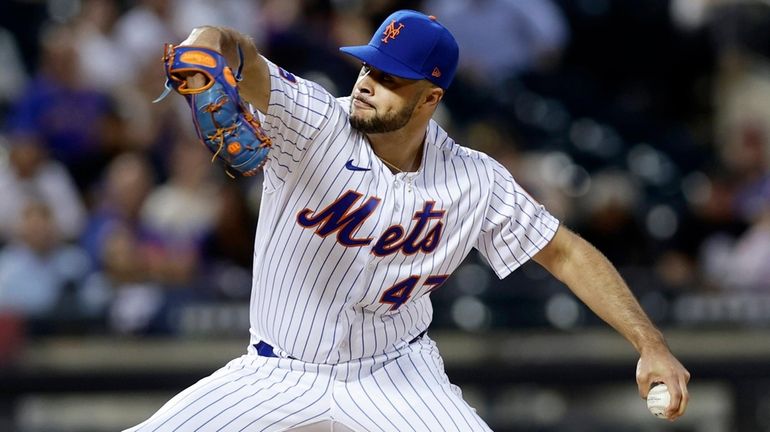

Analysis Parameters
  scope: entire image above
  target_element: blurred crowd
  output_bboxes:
[0,0,768,342]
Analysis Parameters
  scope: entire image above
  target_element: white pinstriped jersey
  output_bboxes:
[250,58,560,364]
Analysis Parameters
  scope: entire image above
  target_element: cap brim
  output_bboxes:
[339,45,424,80]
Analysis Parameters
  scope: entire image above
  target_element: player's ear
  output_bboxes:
[422,85,444,108]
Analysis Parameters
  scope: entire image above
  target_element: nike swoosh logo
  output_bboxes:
[345,159,371,172]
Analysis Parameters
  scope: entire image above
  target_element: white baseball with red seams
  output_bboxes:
[647,383,672,418]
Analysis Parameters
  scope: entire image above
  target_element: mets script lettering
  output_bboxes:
[296,190,445,256]
[381,20,405,44]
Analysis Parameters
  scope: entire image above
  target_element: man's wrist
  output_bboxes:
[180,27,222,50]
[636,330,668,355]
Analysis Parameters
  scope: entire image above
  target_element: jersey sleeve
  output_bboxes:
[259,57,341,181]
[475,161,560,279]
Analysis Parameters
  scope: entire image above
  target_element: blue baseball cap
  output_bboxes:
[339,10,459,89]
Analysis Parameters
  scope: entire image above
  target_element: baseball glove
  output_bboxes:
[158,43,271,176]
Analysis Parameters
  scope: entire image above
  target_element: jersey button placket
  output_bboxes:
[405,174,415,193]
[393,179,402,211]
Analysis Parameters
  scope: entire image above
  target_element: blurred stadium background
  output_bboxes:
[1,0,769,431]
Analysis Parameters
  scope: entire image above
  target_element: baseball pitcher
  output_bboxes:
[126,10,690,431]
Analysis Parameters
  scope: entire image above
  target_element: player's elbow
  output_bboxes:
[533,225,587,282]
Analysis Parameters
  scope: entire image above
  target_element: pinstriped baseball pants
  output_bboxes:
[124,336,492,431]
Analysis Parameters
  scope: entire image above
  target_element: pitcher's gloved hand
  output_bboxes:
[160,43,271,176]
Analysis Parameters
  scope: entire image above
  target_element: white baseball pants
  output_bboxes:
[124,336,491,431]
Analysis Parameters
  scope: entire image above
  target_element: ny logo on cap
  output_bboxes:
[381,20,405,44]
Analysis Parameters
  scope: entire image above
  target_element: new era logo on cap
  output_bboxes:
[339,10,459,89]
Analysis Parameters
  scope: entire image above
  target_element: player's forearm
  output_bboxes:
[538,229,666,354]
[181,26,270,111]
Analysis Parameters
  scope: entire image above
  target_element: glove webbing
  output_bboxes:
[154,43,245,103]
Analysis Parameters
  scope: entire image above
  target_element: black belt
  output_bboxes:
[253,340,294,359]
[253,330,427,359]
[408,330,428,344]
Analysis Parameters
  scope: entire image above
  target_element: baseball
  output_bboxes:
[647,383,671,418]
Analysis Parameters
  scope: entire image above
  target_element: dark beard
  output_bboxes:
[349,98,418,134]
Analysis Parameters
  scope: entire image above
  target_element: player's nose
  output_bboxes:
[355,76,374,95]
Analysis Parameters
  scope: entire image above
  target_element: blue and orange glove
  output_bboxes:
[158,43,271,177]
